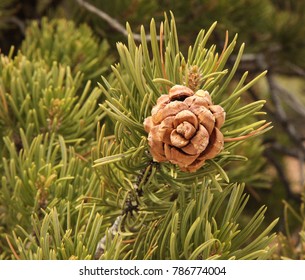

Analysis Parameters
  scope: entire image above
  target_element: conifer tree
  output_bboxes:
[0,13,279,260]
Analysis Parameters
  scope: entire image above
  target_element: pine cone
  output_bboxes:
[144,85,225,172]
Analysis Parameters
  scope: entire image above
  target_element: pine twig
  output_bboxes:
[94,215,122,259]
[268,75,305,118]
[94,161,158,259]
[74,0,156,41]
[1,16,25,35]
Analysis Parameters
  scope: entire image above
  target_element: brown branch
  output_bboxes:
[270,80,305,118]
[267,73,305,154]
[269,74,305,187]
[286,62,305,77]
[5,235,20,260]
[75,0,157,41]
[249,71,305,189]
[266,141,301,158]
[264,149,301,204]
[1,16,25,35]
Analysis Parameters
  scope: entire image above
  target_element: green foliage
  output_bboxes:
[0,28,109,258]
[10,207,103,260]
[21,18,113,83]
[0,130,112,259]
[95,181,277,260]
[0,52,104,153]
[227,138,270,189]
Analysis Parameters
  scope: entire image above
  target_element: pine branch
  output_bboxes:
[91,13,278,260]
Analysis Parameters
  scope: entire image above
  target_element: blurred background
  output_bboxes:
[1,0,305,259]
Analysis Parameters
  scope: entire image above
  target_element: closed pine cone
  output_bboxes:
[144,85,225,172]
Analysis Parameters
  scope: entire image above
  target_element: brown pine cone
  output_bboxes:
[144,85,225,172]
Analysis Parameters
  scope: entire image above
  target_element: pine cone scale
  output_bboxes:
[159,116,175,144]
[173,110,199,129]
[176,122,196,140]
[164,145,198,166]
[169,85,194,100]
[181,124,209,155]
[170,130,189,147]
[190,105,215,134]
[199,127,224,160]
[209,105,225,128]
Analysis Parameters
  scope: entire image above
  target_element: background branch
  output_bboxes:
[1,16,25,35]
[74,0,156,41]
